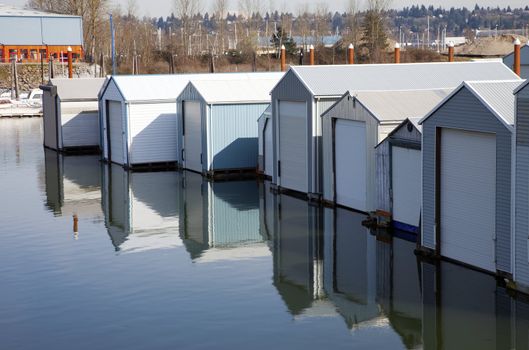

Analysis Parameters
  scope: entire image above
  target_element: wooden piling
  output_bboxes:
[67,46,73,78]
[280,45,286,72]
[73,214,78,233]
[348,44,354,64]
[448,41,454,62]
[514,38,521,76]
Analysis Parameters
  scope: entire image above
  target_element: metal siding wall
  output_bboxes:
[378,124,400,141]
[520,65,529,80]
[392,123,422,142]
[42,89,58,149]
[422,88,512,273]
[504,49,529,68]
[209,103,267,171]
[257,115,266,172]
[41,17,83,45]
[100,80,124,160]
[271,70,313,186]
[375,141,391,212]
[60,100,99,148]
[176,84,203,164]
[316,99,339,194]
[515,95,529,285]
[0,17,42,45]
[376,123,422,212]
[322,97,378,211]
[128,102,177,164]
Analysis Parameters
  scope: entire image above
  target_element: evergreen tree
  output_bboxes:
[360,9,388,63]
[271,26,297,56]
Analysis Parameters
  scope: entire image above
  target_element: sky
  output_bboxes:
[4,0,529,17]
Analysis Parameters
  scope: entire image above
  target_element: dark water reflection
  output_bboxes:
[0,118,526,349]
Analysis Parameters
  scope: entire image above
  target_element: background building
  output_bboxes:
[0,4,83,63]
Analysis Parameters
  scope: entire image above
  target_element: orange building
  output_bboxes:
[0,5,84,63]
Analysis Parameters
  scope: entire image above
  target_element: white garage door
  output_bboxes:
[108,101,125,165]
[183,101,202,173]
[279,101,307,193]
[335,119,367,212]
[440,128,496,272]
[264,119,273,177]
[392,146,421,229]
[128,102,177,164]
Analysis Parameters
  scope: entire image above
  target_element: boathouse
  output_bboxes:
[270,62,519,199]
[99,74,194,168]
[420,80,521,273]
[321,89,450,214]
[513,79,529,291]
[503,42,529,79]
[374,117,423,233]
[257,105,272,177]
[41,78,105,153]
[176,73,282,175]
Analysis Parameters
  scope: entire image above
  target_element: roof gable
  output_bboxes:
[419,80,522,130]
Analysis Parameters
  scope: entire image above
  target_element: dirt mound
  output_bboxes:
[456,34,528,57]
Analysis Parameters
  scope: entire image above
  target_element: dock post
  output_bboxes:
[67,46,73,79]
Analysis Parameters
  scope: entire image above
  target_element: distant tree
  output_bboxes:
[271,26,296,56]
[360,0,390,63]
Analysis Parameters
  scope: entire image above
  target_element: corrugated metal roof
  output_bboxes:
[465,80,523,126]
[190,73,282,104]
[51,78,105,100]
[0,4,80,18]
[354,89,452,122]
[290,62,520,96]
[419,79,523,128]
[109,72,284,102]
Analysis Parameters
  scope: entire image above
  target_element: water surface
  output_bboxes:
[0,118,524,349]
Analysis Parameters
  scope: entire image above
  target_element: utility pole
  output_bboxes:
[427,15,430,49]
[110,13,116,75]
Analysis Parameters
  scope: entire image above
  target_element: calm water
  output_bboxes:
[0,118,527,349]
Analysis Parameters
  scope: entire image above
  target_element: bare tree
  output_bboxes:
[214,0,229,52]
[314,2,330,43]
[346,0,361,46]
[173,0,201,56]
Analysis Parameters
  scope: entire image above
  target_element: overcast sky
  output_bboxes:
[5,0,529,17]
